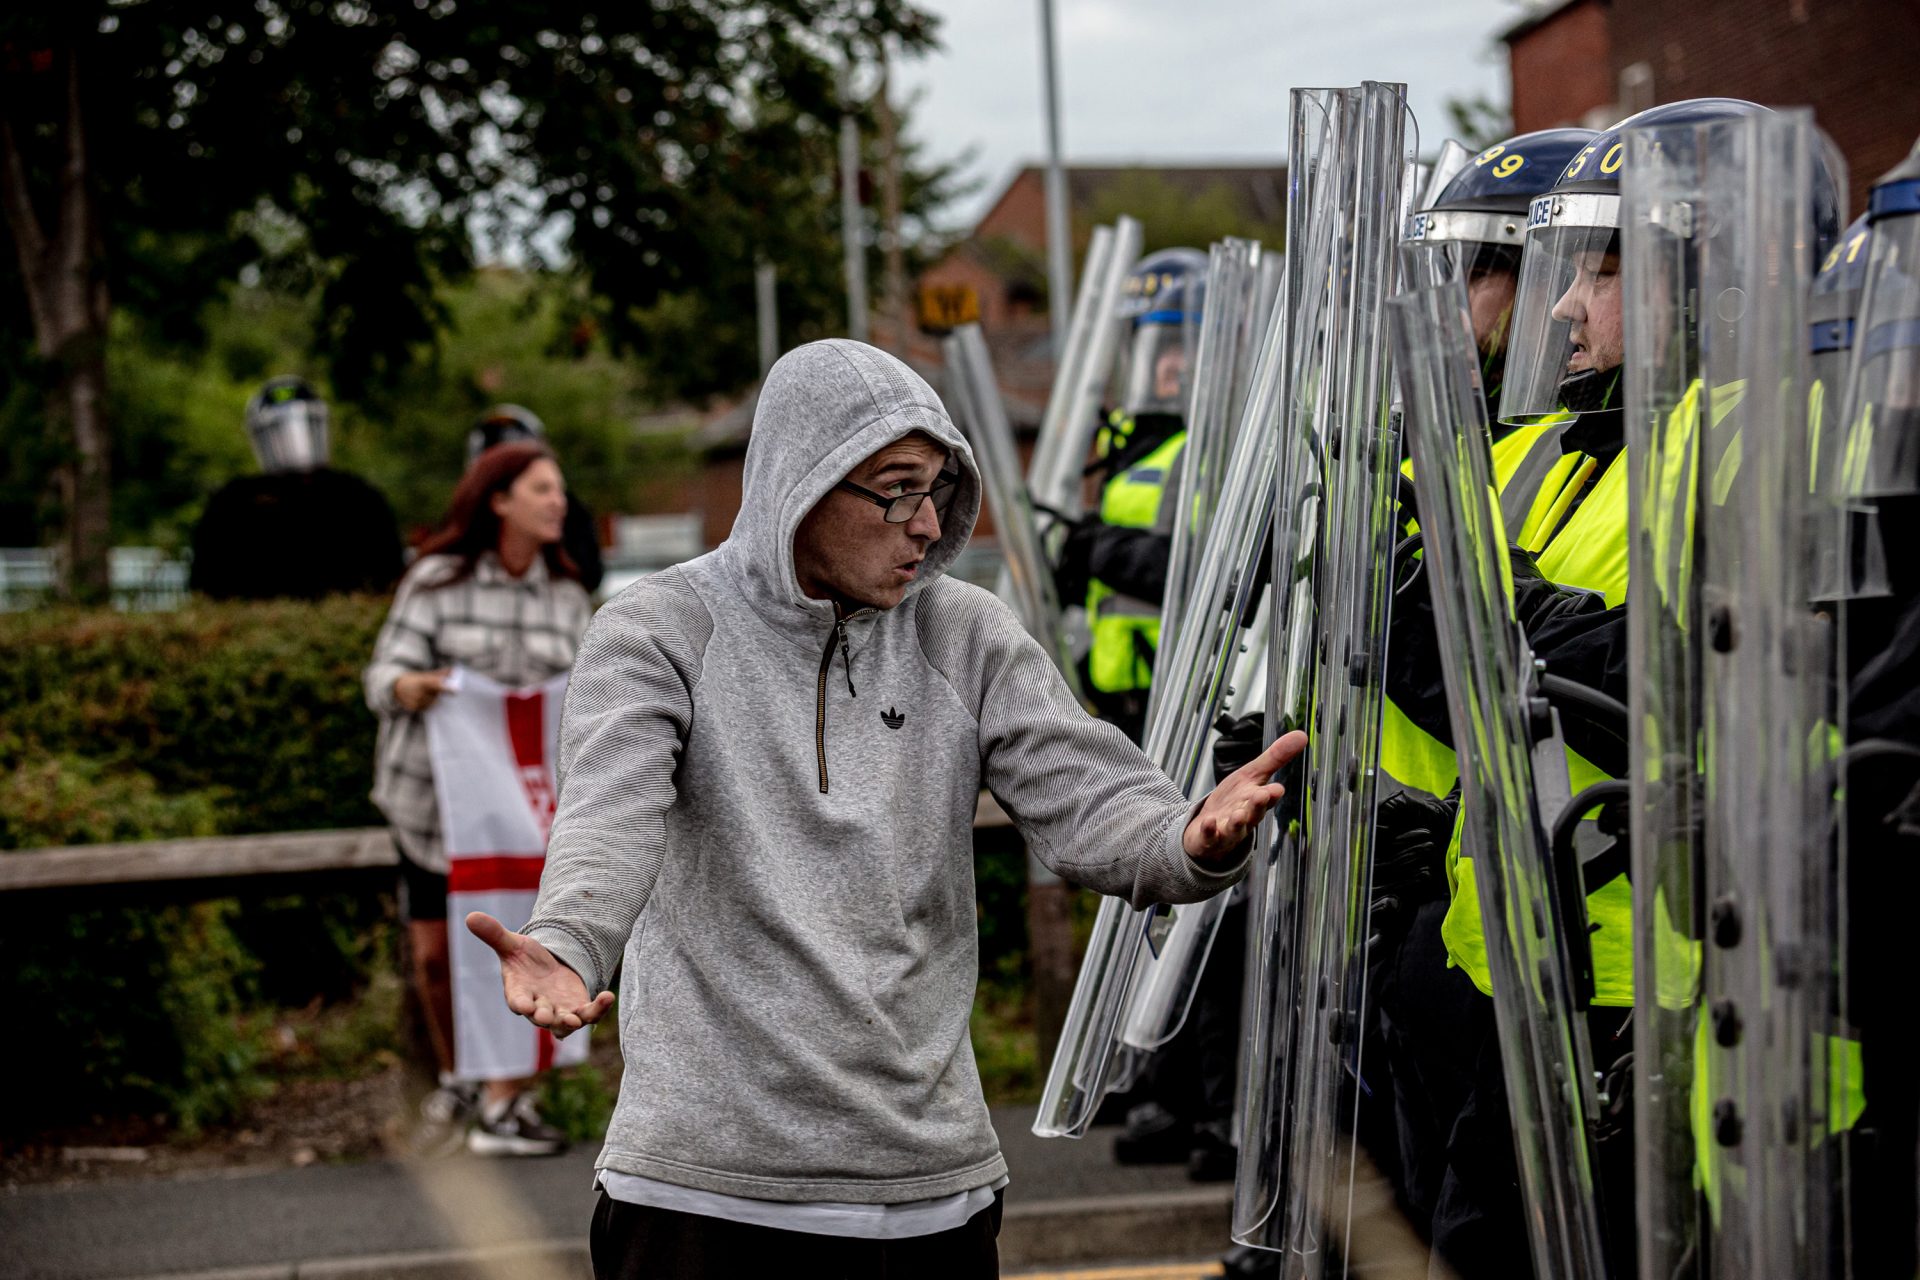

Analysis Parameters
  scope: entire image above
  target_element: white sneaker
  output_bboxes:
[466,1091,568,1157]
[408,1081,480,1158]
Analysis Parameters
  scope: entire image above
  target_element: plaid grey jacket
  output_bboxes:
[364,552,593,872]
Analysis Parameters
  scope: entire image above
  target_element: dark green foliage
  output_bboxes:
[0,598,397,1133]
[0,596,390,844]
[972,825,1029,983]
[1445,93,1514,152]
[3,898,268,1135]
[0,1,943,397]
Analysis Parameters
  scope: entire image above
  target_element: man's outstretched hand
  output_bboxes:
[465,912,614,1039]
[1183,730,1308,865]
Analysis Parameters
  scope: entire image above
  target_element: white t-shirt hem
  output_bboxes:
[596,1169,1009,1240]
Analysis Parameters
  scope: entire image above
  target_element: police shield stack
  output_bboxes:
[1117,242,1284,1062]
[1621,107,1854,1279]
[1389,278,1613,1279]
[942,324,1082,695]
[1033,238,1289,1139]
[1026,217,1145,560]
[1832,132,1920,1279]
[1233,80,1413,1269]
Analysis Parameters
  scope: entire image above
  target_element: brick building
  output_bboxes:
[1501,0,1920,215]
[914,164,1287,341]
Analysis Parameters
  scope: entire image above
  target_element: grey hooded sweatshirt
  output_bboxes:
[523,339,1244,1205]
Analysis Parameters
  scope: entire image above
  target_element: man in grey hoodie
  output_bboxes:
[467,340,1304,1278]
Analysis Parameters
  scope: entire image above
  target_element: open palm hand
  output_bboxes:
[465,912,614,1039]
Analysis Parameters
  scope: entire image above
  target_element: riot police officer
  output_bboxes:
[189,376,404,600]
[1383,98,1843,1277]
[1832,135,1920,1279]
[1048,247,1233,1173]
[1373,125,1603,1243]
[1053,248,1206,745]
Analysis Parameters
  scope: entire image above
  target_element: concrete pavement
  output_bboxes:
[1,1108,1235,1279]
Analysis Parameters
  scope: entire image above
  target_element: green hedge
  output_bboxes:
[0,596,390,847]
[0,598,397,1133]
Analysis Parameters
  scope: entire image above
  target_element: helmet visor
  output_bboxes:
[1839,212,1920,498]
[249,400,330,472]
[1118,320,1192,418]
[1500,195,1625,423]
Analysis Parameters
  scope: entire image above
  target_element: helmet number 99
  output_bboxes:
[1493,153,1525,178]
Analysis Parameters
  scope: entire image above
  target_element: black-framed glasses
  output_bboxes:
[837,468,961,524]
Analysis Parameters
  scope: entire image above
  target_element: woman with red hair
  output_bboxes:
[364,441,594,1156]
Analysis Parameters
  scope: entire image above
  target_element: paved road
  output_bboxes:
[1,1108,1233,1280]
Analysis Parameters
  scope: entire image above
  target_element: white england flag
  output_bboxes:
[426,666,589,1081]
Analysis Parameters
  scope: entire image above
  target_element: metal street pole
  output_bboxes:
[840,58,870,344]
[877,40,909,351]
[1037,0,1073,359]
[755,256,778,376]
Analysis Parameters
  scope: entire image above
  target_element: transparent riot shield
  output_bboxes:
[1838,143,1920,503]
[1030,217,1145,539]
[1420,139,1473,211]
[1121,595,1270,1053]
[944,326,1084,700]
[1390,278,1611,1279]
[1234,81,1414,1270]
[1236,81,1350,1252]
[1622,114,1710,1280]
[1033,263,1290,1139]
[1166,238,1268,638]
[1625,109,1846,1280]
[1024,224,1111,529]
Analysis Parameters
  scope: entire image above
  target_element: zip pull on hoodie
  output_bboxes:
[836,614,857,698]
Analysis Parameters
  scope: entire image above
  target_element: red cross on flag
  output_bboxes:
[427,667,590,1081]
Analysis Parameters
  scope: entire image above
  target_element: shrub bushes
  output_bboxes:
[0,598,397,1133]
[0,595,392,846]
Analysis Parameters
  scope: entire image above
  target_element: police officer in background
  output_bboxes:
[1048,248,1237,1177]
[1053,248,1206,744]
[190,376,404,600]
[466,405,605,594]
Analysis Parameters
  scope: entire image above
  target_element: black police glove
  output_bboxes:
[1211,712,1268,787]
[1051,518,1099,607]
[1367,789,1457,946]
[1511,545,1608,635]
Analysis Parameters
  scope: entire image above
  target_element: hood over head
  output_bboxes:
[724,339,982,618]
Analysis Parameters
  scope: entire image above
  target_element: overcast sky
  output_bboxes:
[892,0,1523,229]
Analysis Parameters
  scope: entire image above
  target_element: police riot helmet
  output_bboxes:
[1810,214,1873,413]
[1403,127,1600,291]
[1838,135,1920,499]
[1115,247,1207,419]
[245,376,330,473]
[466,404,546,464]
[1499,98,1841,423]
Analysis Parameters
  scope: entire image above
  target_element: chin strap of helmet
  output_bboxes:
[1557,367,1623,415]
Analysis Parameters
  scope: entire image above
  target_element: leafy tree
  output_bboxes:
[1443,92,1514,152]
[0,1,938,597]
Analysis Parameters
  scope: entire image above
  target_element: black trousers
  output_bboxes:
[589,1190,1004,1280]
[1376,901,1636,1280]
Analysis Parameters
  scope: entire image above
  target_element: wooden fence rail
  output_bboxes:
[0,794,1014,894]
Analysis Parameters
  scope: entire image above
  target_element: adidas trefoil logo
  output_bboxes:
[881,706,906,730]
